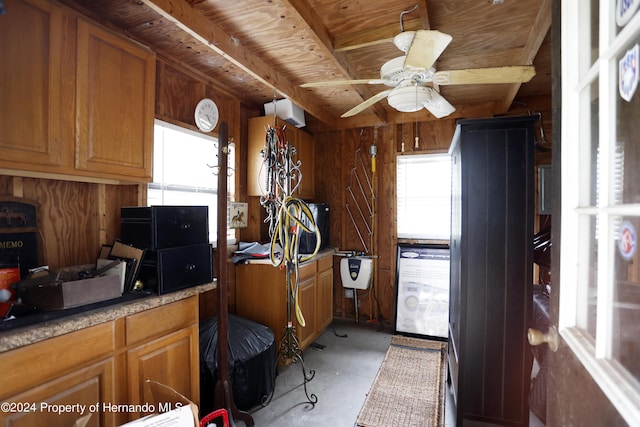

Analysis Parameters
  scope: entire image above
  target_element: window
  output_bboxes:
[561,2,640,423]
[149,120,236,246]
[396,153,451,240]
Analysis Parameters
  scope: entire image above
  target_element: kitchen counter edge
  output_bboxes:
[0,281,216,353]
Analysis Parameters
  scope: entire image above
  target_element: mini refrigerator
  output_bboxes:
[394,244,450,340]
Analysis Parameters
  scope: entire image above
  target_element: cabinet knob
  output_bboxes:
[185,264,196,271]
[181,222,191,230]
[527,326,558,352]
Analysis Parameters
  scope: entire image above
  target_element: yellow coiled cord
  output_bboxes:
[269,197,322,327]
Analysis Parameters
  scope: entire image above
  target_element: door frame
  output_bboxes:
[547,1,639,425]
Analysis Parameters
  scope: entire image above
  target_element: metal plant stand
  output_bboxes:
[261,124,317,408]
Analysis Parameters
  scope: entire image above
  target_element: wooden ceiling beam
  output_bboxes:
[500,0,552,112]
[418,0,431,30]
[140,0,338,127]
[333,18,424,52]
[285,0,388,122]
[334,100,500,130]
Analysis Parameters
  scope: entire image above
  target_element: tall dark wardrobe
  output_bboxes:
[448,116,537,427]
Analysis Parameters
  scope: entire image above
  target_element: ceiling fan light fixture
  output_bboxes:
[388,85,430,112]
[393,31,415,52]
[381,56,435,86]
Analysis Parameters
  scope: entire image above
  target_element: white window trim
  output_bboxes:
[560,2,640,424]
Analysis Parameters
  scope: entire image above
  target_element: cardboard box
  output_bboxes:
[119,381,199,427]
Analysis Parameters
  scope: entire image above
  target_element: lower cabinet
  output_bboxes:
[236,251,334,359]
[126,326,199,419]
[0,296,199,427]
[1,355,119,426]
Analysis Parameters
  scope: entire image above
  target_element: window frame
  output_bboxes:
[396,151,452,241]
[560,2,640,423]
[150,119,236,247]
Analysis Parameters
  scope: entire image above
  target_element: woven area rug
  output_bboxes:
[356,335,448,427]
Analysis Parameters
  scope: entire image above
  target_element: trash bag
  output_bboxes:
[199,314,277,414]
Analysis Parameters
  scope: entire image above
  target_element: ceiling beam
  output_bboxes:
[419,0,431,30]
[333,18,424,52]
[334,0,429,52]
[140,0,338,127]
[500,0,552,112]
[333,101,500,130]
[285,0,388,122]
[333,0,431,52]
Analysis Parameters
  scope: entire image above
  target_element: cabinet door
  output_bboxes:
[247,116,271,197]
[247,117,313,198]
[316,257,333,332]
[0,358,119,427]
[0,0,74,172]
[236,263,288,347]
[127,325,199,421]
[75,18,155,181]
[295,275,317,350]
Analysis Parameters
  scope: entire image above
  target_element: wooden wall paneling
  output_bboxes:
[155,61,206,125]
[18,178,101,269]
[155,58,243,143]
[374,125,398,324]
[103,184,143,248]
[212,92,241,143]
[313,130,344,317]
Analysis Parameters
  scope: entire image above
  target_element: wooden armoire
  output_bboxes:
[448,116,537,427]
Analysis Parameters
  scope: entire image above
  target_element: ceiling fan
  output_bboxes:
[301,30,536,119]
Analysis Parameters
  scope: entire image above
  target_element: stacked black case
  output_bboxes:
[121,206,213,295]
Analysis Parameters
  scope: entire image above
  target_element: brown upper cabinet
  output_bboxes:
[247,116,314,200]
[0,0,155,183]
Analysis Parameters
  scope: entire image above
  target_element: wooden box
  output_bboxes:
[19,274,121,311]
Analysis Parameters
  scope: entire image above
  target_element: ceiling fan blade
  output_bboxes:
[341,89,393,117]
[423,88,456,119]
[301,79,388,88]
[404,30,453,72]
[432,65,536,85]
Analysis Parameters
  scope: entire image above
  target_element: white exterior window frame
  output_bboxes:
[560,2,640,424]
[396,152,452,240]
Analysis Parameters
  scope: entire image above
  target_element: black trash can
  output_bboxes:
[200,314,277,414]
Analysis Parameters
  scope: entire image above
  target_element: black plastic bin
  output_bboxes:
[199,314,277,414]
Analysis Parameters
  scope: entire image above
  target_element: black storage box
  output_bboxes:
[121,206,209,250]
[138,243,213,295]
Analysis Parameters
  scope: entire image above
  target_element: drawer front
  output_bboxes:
[157,243,213,294]
[317,253,333,272]
[153,206,209,249]
[298,260,316,281]
[121,206,209,249]
[126,296,198,345]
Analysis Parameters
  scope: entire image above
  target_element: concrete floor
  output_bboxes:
[228,318,544,427]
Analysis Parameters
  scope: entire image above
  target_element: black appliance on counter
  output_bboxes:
[121,206,213,295]
[298,202,330,254]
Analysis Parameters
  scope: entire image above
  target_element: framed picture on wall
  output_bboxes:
[230,202,248,229]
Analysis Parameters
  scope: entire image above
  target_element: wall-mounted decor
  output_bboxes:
[0,197,44,278]
[230,202,248,229]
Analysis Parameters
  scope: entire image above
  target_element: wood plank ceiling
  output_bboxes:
[61,0,552,131]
